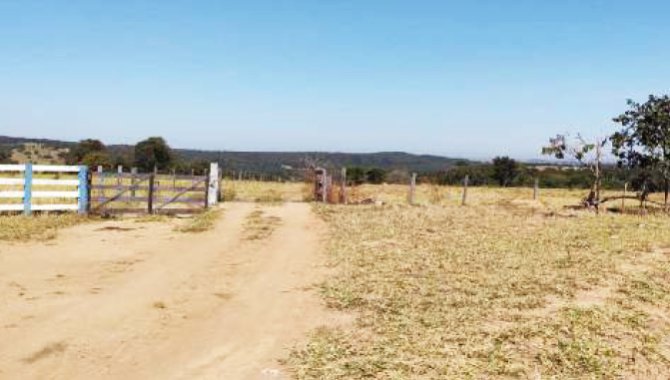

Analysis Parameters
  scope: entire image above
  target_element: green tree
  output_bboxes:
[67,139,108,165]
[366,167,387,184]
[81,151,111,168]
[491,156,519,187]
[346,166,367,185]
[134,137,174,172]
[612,95,670,206]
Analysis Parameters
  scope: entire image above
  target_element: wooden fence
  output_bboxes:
[90,162,219,215]
[0,162,219,215]
[0,164,88,214]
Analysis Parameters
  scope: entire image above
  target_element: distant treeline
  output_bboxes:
[306,157,644,191]
[421,160,660,192]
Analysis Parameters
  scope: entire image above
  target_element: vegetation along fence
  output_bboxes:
[0,163,88,214]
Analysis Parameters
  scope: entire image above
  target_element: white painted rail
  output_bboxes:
[0,163,89,215]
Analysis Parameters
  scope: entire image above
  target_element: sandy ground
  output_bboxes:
[0,203,342,380]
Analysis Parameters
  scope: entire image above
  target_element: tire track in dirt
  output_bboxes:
[0,203,345,380]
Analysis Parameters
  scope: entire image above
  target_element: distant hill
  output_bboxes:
[0,135,469,174]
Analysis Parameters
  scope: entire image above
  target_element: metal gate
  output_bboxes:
[90,171,211,215]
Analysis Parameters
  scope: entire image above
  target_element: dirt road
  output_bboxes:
[0,203,340,379]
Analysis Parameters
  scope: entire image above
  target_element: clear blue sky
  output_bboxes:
[1,1,669,160]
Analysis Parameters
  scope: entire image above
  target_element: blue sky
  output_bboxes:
[1,1,669,160]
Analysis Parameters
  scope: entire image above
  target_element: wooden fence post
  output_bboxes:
[461,175,469,206]
[131,167,138,197]
[622,182,627,214]
[148,174,155,214]
[97,166,104,207]
[408,172,417,205]
[23,163,33,215]
[341,167,347,204]
[533,177,539,200]
[322,173,328,203]
[78,165,89,214]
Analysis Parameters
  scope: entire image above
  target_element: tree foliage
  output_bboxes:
[67,139,109,166]
[134,137,174,172]
[491,156,519,187]
[612,95,670,204]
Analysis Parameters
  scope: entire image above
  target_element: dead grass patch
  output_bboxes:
[0,214,89,241]
[174,209,221,233]
[243,209,282,240]
[287,202,670,379]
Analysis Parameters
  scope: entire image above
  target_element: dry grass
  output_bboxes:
[173,209,221,233]
[243,208,282,240]
[0,214,89,241]
[287,192,670,378]
[221,179,305,202]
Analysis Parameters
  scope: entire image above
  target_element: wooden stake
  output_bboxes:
[341,167,347,204]
[148,174,155,214]
[408,172,417,205]
[462,175,469,206]
[131,167,138,198]
[622,182,627,214]
[533,177,539,200]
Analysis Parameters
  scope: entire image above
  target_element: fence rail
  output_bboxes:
[0,162,220,215]
[0,163,88,214]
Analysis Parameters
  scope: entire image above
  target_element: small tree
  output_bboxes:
[366,167,387,184]
[612,95,670,207]
[81,151,111,167]
[67,139,109,165]
[491,156,519,187]
[134,137,173,172]
[543,134,606,210]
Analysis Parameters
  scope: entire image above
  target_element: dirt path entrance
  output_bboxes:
[0,203,339,380]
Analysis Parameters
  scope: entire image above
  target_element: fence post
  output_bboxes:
[408,172,417,205]
[461,175,469,206]
[23,163,33,215]
[207,162,219,207]
[148,174,155,214]
[533,177,539,200]
[341,167,348,204]
[131,167,138,197]
[97,166,104,208]
[78,165,89,214]
[622,182,627,214]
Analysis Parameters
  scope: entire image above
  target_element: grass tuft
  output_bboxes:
[174,209,221,233]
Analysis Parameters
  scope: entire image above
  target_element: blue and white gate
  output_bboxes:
[0,164,88,215]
